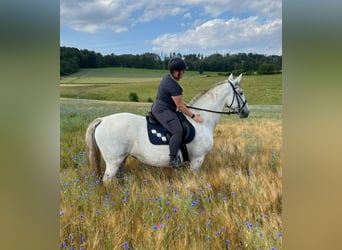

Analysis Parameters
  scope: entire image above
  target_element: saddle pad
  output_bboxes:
[146,120,169,145]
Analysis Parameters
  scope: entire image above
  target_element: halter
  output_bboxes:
[187,80,247,115]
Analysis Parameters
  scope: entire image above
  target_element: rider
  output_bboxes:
[151,57,203,167]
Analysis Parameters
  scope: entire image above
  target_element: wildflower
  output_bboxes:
[271,247,276,250]
[143,179,147,183]
[81,237,86,243]
[191,200,199,206]
[173,208,178,213]
[278,232,283,237]
[260,233,264,238]
[61,242,67,248]
[123,241,129,248]
[122,198,127,204]
[153,225,158,230]
[225,240,231,245]
[206,220,211,227]
[215,231,220,236]
[96,210,101,215]
[68,234,73,240]
[60,211,65,216]
[80,214,85,219]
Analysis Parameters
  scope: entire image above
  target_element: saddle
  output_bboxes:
[146,111,195,162]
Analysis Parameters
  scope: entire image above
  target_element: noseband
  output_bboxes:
[186,80,247,115]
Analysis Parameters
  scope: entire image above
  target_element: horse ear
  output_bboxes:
[228,73,233,81]
[234,73,242,85]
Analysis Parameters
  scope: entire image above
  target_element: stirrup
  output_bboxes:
[169,155,179,168]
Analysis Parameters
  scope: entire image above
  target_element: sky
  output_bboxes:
[60,0,282,56]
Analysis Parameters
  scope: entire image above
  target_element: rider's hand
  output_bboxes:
[193,114,203,123]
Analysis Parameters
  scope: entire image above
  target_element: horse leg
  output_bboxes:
[102,156,127,182]
[189,155,205,171]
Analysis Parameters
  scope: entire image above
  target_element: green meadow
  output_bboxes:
[60,68,282,249]
[60,67,281,105]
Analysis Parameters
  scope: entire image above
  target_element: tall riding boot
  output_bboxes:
[169,155,179,168]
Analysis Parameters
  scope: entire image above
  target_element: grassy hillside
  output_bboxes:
[60,67,282,105]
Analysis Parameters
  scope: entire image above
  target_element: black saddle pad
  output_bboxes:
[146,112,195,145]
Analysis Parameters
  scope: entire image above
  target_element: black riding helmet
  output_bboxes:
[168,57,187,72]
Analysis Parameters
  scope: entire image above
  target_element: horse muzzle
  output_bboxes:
[239,109,249,118]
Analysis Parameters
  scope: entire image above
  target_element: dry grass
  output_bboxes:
[60,119,282,249]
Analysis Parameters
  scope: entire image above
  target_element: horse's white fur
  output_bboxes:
[85,74,249,182]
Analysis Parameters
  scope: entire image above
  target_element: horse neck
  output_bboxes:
[191,81,230,130]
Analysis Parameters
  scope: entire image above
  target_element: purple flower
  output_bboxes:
[278,232,283,237]
[68,234,73,240]
[225,240,231,245]
[60,211,65,216]
[61,242,67,248]
[153,225,158,230]
[173,208,178,213]
[80,214,85,219]
[206,220,211,226]
[81,237,86,243]
[215,231,220,236]
[123,242,129,248]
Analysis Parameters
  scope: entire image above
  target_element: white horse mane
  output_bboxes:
[188,80,227,105]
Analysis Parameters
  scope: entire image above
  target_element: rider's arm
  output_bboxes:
[172,95,203,123]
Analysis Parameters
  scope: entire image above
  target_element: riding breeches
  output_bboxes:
[151,104,183,157]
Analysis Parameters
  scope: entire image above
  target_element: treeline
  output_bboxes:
[60,46,282,76]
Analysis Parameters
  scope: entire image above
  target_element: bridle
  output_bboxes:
[186,80,247,115]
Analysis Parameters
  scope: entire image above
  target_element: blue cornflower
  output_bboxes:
[61,242,67,248]
[206,220,211,226]
[271,247,276,250]
[278,232,283,237]
[173,208,178,213]
[60,211,65,216]
[80,214,84,219]
[68,234,73,240]
[260,233,264,238]
[153,225,158,230]
[225,240,231,245]
[96,210,101,215]
[122,198,127,204]
[215,231,220,236]
[191,200,199,206]
[123,242,129,248]
[81,237,86,243]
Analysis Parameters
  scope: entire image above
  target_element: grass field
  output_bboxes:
[60,68,282,249]
[60,67,281,105]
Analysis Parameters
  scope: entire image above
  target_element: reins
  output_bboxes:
[186,105,238,115]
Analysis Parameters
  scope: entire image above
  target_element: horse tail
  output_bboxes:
[85,118,103,178]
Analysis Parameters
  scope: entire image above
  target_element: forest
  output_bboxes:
[60,46,282,76]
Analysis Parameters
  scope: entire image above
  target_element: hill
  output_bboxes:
[60,67,281,105]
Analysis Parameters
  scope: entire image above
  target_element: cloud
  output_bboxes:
[152,17,282,55]
[60,0,281,33]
